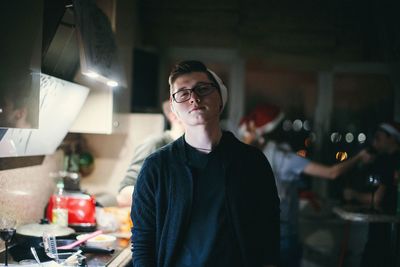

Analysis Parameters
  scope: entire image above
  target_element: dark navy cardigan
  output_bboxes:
[131,131,280,267]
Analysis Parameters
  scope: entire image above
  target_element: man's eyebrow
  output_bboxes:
[177,82,211,91]
[176,86,189,92]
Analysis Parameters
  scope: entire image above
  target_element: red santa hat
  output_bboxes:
[238,104,285,137]
[379,121,400,143]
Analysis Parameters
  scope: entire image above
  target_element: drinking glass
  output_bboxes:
[0,218,16,266]
[366,174,381,212]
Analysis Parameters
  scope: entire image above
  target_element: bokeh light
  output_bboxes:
[303,120,311,131]
[297,149,307,158]
[330,132,342,143]
[345,133,354,143]
[358,133,366,144]
[336,151,348,161]
[293,119,303,132]
[282,120,292,131]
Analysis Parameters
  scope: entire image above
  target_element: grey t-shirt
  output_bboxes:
[118,131,175,192]
[263,141,310,237]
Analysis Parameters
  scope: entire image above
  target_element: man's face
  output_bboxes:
[170,72,222,127]
[372,130,395,154]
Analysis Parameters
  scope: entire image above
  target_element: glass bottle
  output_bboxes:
[52,181,69,227]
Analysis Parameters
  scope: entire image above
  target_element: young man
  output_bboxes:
[117,100,184,207]
[131,60,280,267]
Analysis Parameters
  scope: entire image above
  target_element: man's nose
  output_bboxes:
[189,90,200,103]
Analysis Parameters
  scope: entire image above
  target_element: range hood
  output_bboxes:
[42,0,121,86]
[0,0,119,157]
[42,1,79,81]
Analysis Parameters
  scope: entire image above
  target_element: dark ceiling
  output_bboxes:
[40,0,400,79]
[137,0,400,64]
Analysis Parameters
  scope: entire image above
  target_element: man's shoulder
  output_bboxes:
[222,131,265,158]
[142,131,173,147]
[145,135,183,161]
[133,131,172,155]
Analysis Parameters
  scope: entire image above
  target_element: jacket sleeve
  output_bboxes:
[237,145,280,266]
[131,158,158,267]
[259,153,281,266]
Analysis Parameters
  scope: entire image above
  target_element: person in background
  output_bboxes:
[131,60,280,267]
[343,121,400,267]
[238,104,370,267]
[116,100,184,207]
[0,87,33,129]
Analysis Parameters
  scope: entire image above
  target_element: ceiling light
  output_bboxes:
[83,71,99,78]
[107,80,118,87]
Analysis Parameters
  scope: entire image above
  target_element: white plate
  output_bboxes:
[76,233,116,248]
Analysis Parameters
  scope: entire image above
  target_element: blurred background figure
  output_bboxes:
[0,87,33,129]
[238,104,370,267]
[0,69,39,129]
[116,100,184,207]
[343,121,400,267]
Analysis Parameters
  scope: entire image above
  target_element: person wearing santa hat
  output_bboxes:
[343,121,400,267]
[239,104,370,267]
[131,61,280,267]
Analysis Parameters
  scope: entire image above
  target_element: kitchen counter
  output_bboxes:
[84,238,131,266]
[107,247,131,267]
[0,238,132,266]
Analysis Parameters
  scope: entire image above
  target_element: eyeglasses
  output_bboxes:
[172,83,217,103]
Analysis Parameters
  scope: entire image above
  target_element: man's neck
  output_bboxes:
[170,124,184,140]
[184,123,222,153]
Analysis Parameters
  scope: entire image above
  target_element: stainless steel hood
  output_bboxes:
[42,0,79,81]
[42,0,121,86]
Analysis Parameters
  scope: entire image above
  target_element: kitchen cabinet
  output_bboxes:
[68,72,127,135]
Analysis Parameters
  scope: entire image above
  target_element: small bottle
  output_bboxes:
[52,181,69,227]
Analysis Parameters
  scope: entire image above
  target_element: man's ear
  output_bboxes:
[170,97,179,117]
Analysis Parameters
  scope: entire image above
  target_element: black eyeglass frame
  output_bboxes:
[171,82,218,103]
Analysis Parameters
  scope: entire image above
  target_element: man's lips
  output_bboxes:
[189,106,204,113]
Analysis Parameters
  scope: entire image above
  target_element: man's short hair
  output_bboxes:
[168,60,220,91]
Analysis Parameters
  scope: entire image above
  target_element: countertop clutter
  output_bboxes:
[0,207,133,266]
[0,233,132,266]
